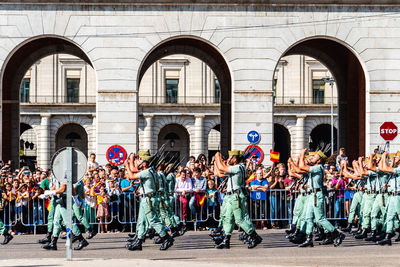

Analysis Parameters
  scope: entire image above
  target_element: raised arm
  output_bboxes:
[214,152,230,174]
[380,152,394,173]
[299,149,310,172]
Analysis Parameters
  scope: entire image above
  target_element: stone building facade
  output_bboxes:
[0,1,398,167]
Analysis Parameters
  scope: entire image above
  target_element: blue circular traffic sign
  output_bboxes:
[247,130,260,144]
[106,145,127,166]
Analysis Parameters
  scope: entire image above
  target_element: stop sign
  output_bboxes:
[380,122,398,141]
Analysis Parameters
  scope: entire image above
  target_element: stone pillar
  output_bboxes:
[142,115,154,154]
[38,114,51,169]
[193,114,205,157]
[294,115,306,156]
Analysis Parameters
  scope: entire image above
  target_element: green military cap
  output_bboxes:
[228,150,240,156]
[141,155,152,161]
[305,151,316,160]
[389,153,396,159]
[317,150,328,160]
[138,150,150,157]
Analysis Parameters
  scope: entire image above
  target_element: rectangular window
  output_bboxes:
[312,79,325,104]
[165,79,178,103]
[214,78,221,103]
[66,78,80,103]
[20,78,30,103]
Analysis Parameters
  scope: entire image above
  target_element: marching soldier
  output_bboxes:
[41,179,90,251]
[213,150,262,249]
[292,149,345,247]
[0,186,13,245]
[125,152,174,251]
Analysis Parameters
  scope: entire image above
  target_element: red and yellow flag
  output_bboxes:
[89,181,101,197]
[45,199,51,211]
[246,173,256,184]
[199,194,207,206]
[270,150,280,163]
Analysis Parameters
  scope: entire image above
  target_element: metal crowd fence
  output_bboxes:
[0,189,352,234]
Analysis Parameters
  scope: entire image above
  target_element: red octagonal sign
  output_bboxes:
[380,122,398,141]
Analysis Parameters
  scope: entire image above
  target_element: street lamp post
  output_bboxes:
[322,76,335,155]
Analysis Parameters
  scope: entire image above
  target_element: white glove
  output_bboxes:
[73,195,82,207]
[38,194,47,199]
[44,190,56,197]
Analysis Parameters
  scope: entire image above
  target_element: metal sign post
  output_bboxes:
[51,147,87,261]
[66,147,73,260]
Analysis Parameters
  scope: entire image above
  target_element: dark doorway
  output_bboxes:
[273,124,291,164]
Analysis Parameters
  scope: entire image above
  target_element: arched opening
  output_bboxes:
[273,124,291,164]
[208,124,220,161]
[55,123,88,157]
[309,124,338,154]
[1,36,93,167]
[137,36,231,156]
[158,123,190,162]
[19,123,37,167]
[274,38,365,160]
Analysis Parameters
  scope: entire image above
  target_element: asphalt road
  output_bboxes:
[1,230,400,266]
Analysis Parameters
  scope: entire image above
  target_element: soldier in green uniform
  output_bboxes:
[41,180,89,250]
[0,186,13,245]
[355,155,378,239]
[342,179,364,232]
[295,149,345,247]
[365,155,390,242]
[72,180,97,240]
[38,175,57,244]
[125,153,174,251]
[165,164,184,234]
[213,151,262,249]
[377,152,400,245]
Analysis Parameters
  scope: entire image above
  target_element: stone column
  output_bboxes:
[38,114,51,169]
[294,115,306,156]
[193,114,205,157]
[142,115,154,154]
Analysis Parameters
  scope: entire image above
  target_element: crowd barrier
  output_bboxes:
[0,189,352,233]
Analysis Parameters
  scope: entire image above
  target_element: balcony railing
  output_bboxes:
[20,95,96,104]
[139,96,221,104]
[274,96,338,105]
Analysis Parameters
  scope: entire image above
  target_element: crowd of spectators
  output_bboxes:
[0,148,354,235]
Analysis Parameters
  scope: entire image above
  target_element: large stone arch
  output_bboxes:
[0,35,94,167]
[137,35,232,156]
[272,36,368,160]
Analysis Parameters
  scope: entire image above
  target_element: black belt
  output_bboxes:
[158,191,164,196]
[301,192,306,196]
[366,190,372,194]
[388,192,394,196]
[139,193,156,198]
[313,188,322,193]
[226,189,241,195]
[395,192,400,196]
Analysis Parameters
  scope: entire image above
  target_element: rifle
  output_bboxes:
[149,143,167,167]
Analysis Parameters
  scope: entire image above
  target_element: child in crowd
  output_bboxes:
[96,185,109,233]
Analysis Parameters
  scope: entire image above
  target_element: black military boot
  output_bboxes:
[341,223,353,233]
[154,236,163,244]
[215,234,230,249]
[248,231,262,249]
[333,229,346,247]
[127,234,138,243]
[127,239,143,251]
[38,232,52,244]
[179,224,187,236]
[160,233,174,251]
[395,228,400,242]
[42,236,58,250]
[213,233,225,245]
[377,233,392,246]
[290,232,306,244]
[319,232,333,245]
[2,232,13,245]
[74,234,89,250]
[171,227,180,238]
[285,224,296,235]
[146,228,156,239]
[240,232,249,244]
[351,225,362,235]
[355,228,369,239]
[314,228,326,242]
[287,227,300,239]
[210,226,223,238]
[298,234,313,247]
[87,227,97,239]
[364,230,378,241]
[71,233,80,243]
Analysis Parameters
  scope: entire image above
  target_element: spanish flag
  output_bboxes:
[45,199,51,211]
[199,194,207,206]
[246,173,256,184]
[270,150,280,163]
[89,181,101,197]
